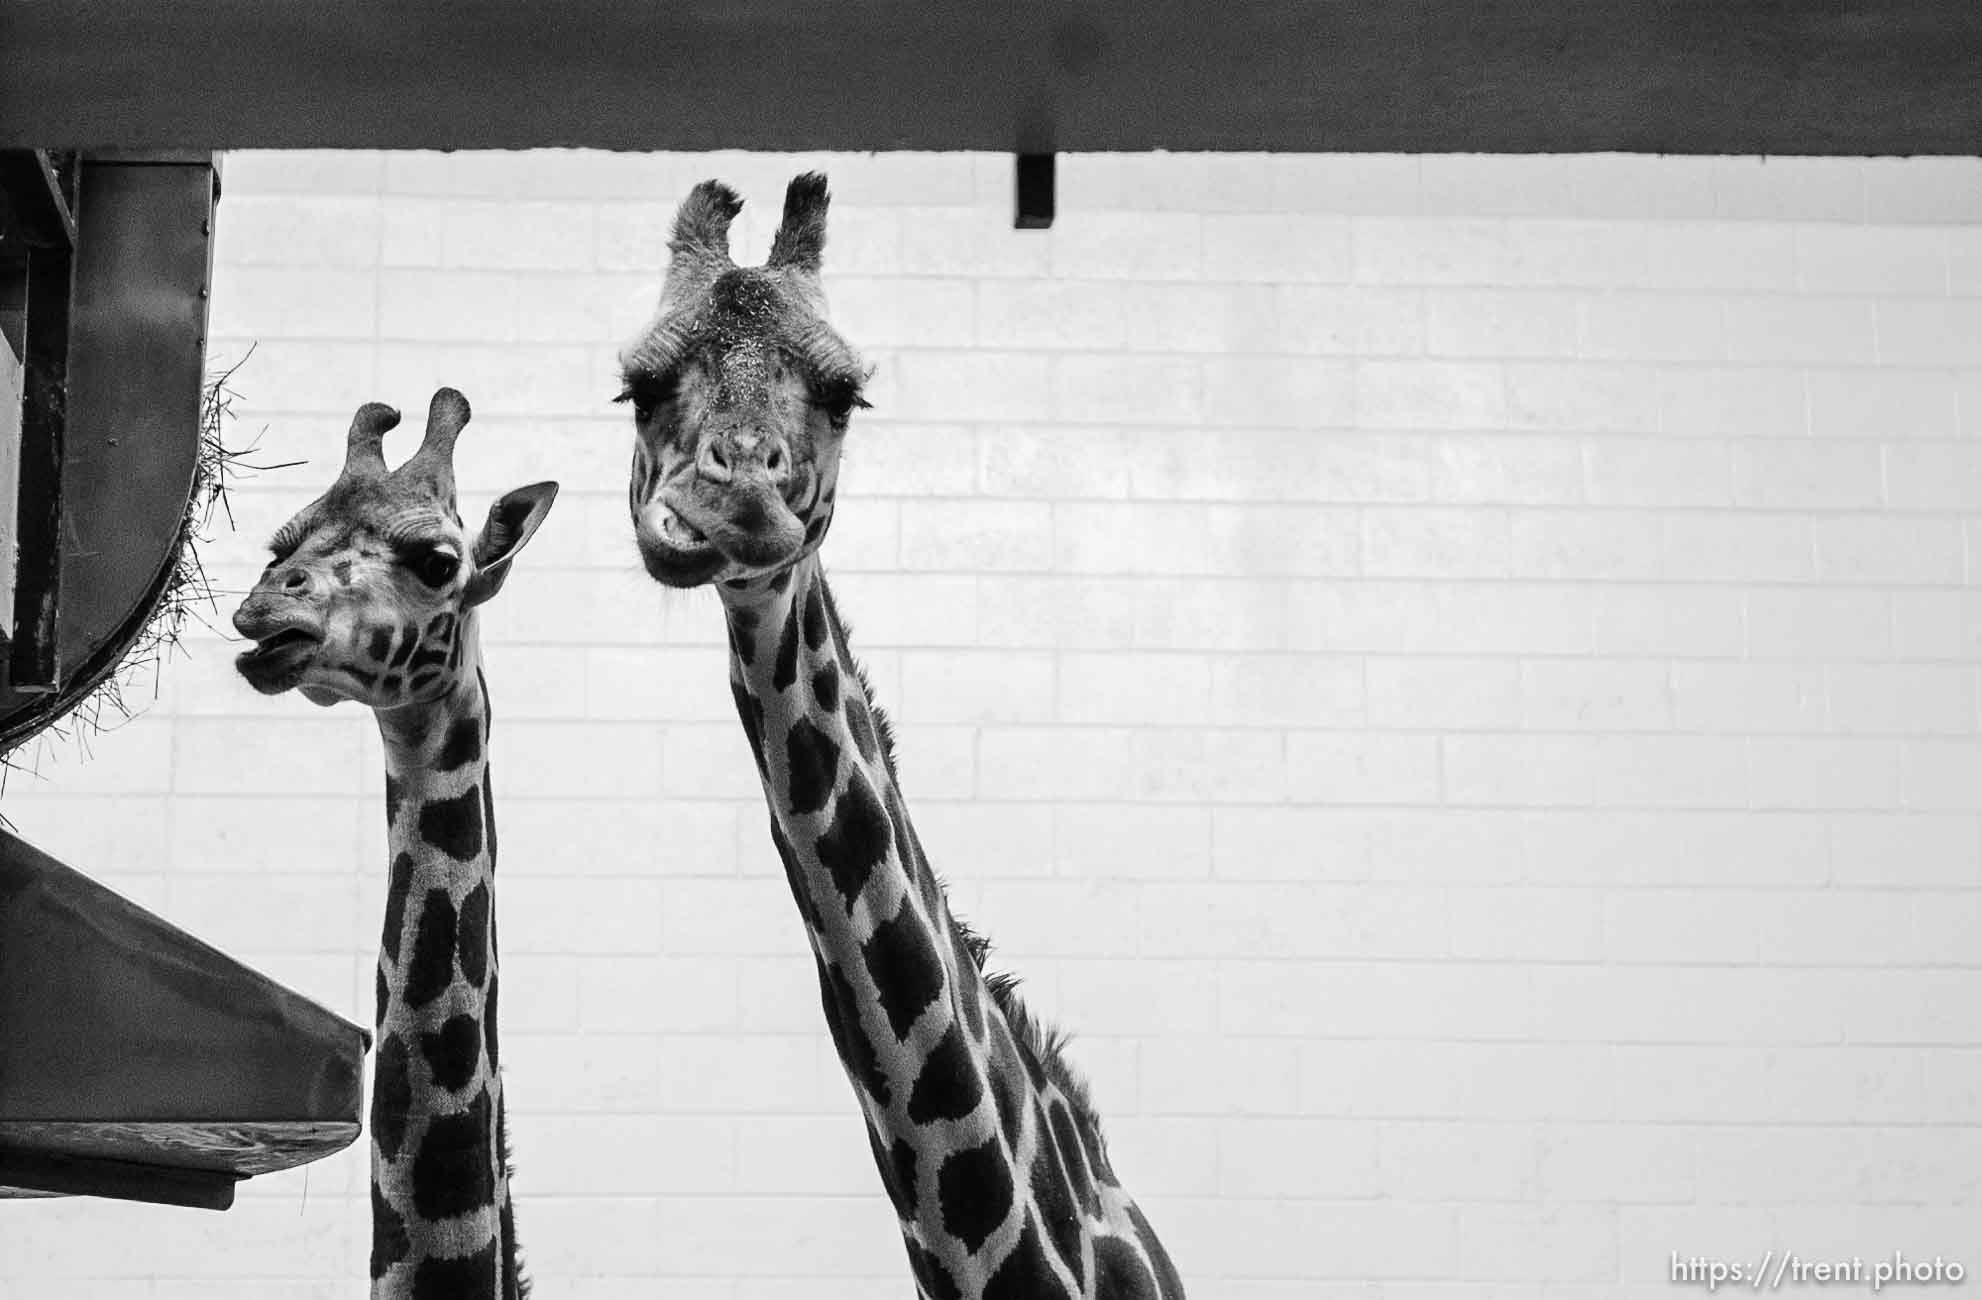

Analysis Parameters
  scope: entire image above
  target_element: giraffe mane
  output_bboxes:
[952,909,1106,1147]
[499,1102,531,1300]
[825,579,1110,1150]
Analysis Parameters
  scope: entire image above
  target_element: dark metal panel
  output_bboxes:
[0,152,77,248]
[0,157,215,746]
[0,826,367,1206]
[0,826,369,1123]
[7,241,71,692]
[5,0,1982,156]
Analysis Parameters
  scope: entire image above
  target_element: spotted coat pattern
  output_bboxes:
[232,389,547,1300]
[371,666,522,1300]
[721,559,1186,1300]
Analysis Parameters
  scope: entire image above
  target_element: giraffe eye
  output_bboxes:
[410,550,460,588]
[615,376,676,425]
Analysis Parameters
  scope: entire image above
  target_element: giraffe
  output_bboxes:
[230,388,556,1300]
[618,174,1186,1300]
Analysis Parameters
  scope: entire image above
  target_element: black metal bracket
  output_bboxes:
[1015,152,1055,229]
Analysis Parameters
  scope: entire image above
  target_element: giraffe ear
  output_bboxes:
[465,481,559,607]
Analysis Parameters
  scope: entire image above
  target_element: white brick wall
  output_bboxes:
[2,149,1979,1297]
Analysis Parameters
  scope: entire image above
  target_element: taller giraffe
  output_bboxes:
[231,389,557,1300]
[619,175,1186,1300]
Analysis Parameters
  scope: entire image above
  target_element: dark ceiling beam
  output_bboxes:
[5,0,1982,156]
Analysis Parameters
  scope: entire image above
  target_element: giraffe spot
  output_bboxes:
[802,583,828,651]
[412,1085,497,1220]
[1077,1109,1119,1187]
[388,625,417,668]
[374,965,390,1029]
[1127,1202,1185,1300]
[989,1033,1026,1151]
[1019,1030,1053,1092]
[772,595,801,692]
[864,895,944,1040]
[367,625,393,662]
[769,567,793,595]
[447,639,462,672]
[724,576,753,590]
[344,664,380,689]
[457,880,491,988]
[383,674,403,693]
[408,669,440,693]
[815,766,890,910]
[372,1031,413,1161]
[908,1022,984,1126]
[1050,1100,1101,1217]
[843,691,880,764]
[1093,1233,1154,1298]
[984,1211,1068,1300]
[891,1137,920,1219]
[1031,1104,1086,1292]
[410,1240,498,1300]
[438,715,482,772]
[784,716,840,817]
[384,776,405,827]
[420,786,484,861]
[811,661,840,713]
[335,559,355,586]
[404,888,458,1009]
[730,680,769,778]
[729,607,760,663]
[805,516,826,543]
[817,957,891,1107]
[420,1012,483,1092]
[408,635,449,673]
[905,1238,963,1300]
[864,1124,914,1221]
[382,852,414,962]
[950,927,986,1040]
[482,761,499,867]
[937,1134,1014,1254]
[484,969,501,1070]
[499,1192,521,1300]
[771,818,825,929]
[426,611,456,641]
[369,1181,409,1279]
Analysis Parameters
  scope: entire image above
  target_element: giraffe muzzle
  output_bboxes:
[234,627,323,694]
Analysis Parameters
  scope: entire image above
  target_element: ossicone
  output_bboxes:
[767,171,831,275]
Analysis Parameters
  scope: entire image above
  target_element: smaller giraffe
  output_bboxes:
[231,389,556,1300]
[619,174,1185,1300]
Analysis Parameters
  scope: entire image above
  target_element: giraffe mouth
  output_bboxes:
[634,502,727,587]
[235,628,322,694]
[653,503,708,548]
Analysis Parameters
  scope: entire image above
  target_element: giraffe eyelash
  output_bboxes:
[615,374,679,411]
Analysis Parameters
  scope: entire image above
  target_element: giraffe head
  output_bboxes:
[230,387,558,710]
[619,172,871,589]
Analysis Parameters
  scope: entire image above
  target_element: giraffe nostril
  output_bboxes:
[282,569,309,593]
[698,438,734,484]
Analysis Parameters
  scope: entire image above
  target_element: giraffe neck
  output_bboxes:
[369,642,521,1300]
[719,557,1183,1300]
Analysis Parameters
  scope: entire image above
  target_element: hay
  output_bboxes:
[0,345,295,797]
